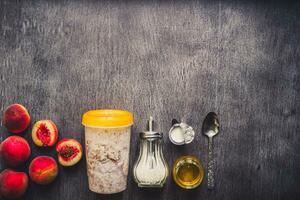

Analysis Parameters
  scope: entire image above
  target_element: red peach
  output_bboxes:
[0,136,31,167]
[2,104,31,134]
[0,169,28,199]
[29,156,58,185]
[32,120,58,147]
[56,138,83,167]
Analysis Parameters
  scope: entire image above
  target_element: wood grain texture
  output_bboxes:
[0,0,299,200]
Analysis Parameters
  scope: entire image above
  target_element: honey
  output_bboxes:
[172,156,204,189]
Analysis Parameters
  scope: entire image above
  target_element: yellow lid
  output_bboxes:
[82,109,134,128]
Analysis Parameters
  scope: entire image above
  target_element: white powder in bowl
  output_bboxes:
[169,127,185,144]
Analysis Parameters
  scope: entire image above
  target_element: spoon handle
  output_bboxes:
[208,136,214,189]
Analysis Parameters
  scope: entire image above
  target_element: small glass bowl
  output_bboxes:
[172,155,204,189]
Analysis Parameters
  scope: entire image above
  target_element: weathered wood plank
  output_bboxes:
[0,0,299,200]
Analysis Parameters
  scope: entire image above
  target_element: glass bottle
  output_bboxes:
[133,116,169,187]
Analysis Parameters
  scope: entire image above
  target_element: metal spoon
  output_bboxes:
[202,112,220,189]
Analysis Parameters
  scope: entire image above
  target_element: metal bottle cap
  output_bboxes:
[140,116,162,138]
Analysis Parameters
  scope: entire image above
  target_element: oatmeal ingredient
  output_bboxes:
[82,109,133,194]
[0,169,28,199]
[133,117,169,187]
[32,120,58,147]
[172,156,204,189]
[168,120,195,145]
[84,127,131,194]
[2,104,30,134]
[56,138,82,167]
[0,136,31,167]
[29,156,58,185]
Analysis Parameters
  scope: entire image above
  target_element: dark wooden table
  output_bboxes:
[0,0,299,200]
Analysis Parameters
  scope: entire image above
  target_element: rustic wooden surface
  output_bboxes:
[0,0,299,200]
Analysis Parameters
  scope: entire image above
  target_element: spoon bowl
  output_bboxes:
[202,112,220,138]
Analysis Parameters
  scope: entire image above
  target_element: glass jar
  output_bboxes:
[82,109,134,194]
[133,117,169,187]
[172,155,204,189]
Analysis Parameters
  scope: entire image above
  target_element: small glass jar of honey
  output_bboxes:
[172,155,204,189]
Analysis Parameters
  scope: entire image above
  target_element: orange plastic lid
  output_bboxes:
[82,109,134,128]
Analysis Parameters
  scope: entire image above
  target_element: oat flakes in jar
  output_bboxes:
[82,110,134,194]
